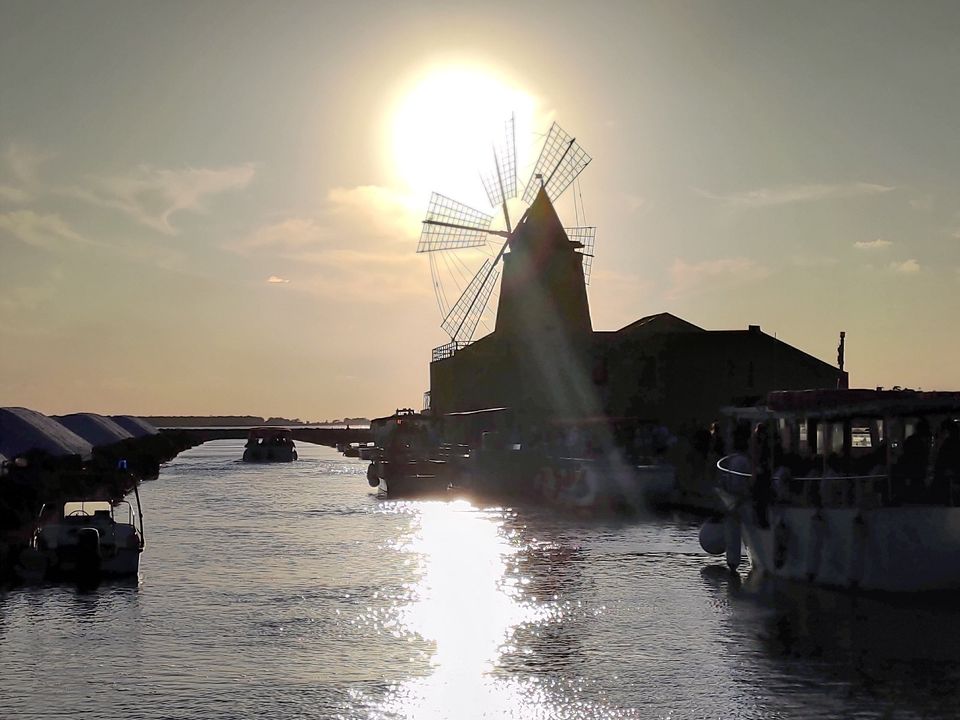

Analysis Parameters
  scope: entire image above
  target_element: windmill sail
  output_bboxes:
[522,123,591,205]
[441,258,500,343]
[565,226,597,285]
[418,193,494,253]
[480,115,517,207]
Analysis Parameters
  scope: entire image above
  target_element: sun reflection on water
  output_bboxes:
[399,500,535,675]
[369,500,633,720]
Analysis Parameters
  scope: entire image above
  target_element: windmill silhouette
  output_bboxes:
[417,119,595,360]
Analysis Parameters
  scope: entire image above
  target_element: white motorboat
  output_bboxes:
[243,427,298,462]
[30,489,145,580]
[705,389,960,592]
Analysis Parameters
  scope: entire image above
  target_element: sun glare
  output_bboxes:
[390,65,537,207]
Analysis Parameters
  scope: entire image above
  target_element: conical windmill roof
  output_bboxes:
[55,413,135,448]
[0,407,93,460]
[110,415,159,438]
[511,187,571,254]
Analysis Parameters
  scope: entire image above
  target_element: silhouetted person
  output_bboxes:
[709,421,725,458]
[752,423,772,528]
[934,420,960,503]
[897,419,931,502]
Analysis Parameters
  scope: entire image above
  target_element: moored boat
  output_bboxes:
[366,409,453,497]
[25,488,145,581]
[706,389,960,592]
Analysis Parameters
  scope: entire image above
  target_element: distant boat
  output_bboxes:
[242,427,297,462]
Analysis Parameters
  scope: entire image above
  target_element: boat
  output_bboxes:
[365,409,454,497]
[26,486,145,581]
[705,388,960,592]
[242,427,298,462]
[358,444,378,461]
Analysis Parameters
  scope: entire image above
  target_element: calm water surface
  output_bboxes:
[4,440,960,719]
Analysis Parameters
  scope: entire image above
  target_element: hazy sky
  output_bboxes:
[2,0,959,419]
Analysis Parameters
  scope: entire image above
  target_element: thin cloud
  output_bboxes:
[3,143,52,187]
[669,257,770,299]
[70,163,256,234]
[326,185,420,240]
[0,185,30,203]
[234,217,328,253]
[697,182,895,208]
[267,275,291,284]
[889,259,920,274]
[230,184,429,303]
[0,210,93,250]
[854,238,893,249]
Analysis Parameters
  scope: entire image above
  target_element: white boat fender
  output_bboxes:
[773,518,789,570]
[699,517,726,555]
[724,513,742,572]
[366,463,379,487]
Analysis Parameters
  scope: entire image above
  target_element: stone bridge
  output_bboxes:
[167,426,373,447]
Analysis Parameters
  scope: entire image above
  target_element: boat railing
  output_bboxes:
[716,455,894,509]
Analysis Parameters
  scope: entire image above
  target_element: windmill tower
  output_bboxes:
[417,119,595,362]
[418,120,601,421]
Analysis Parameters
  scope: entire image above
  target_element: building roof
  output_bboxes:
[110,415,160,438]
[615,312,704,336]
[55,413,135,448]
[0,407,93,460]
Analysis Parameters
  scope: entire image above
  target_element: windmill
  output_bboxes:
[417,118,595,361]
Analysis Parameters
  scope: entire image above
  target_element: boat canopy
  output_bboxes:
[110,415,159,438]
[766,389,960,419]
[247,427,293,439]
[56,413,134,448]
[0,407,93,460]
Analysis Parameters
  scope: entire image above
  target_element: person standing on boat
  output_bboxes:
[933,419,960,503]
[897,418,931,502]
[751,423,773,528]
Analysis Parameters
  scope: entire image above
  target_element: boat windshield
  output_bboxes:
[62,500,133,524]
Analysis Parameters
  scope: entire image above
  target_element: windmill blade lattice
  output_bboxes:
[480,115,518,208]
[565,226,597,285]
[417,193,494,253]
[418,118,594,354]
[441,258,500,343]
[522,123,592,205]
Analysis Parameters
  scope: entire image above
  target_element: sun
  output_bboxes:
[389,65,537,207]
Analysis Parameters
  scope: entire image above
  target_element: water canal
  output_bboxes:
[3,440,960,719]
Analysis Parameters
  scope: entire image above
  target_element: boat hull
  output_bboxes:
[243,447,297,462]
[46,546,141,579]
[726,500,960,592]
[372,459,452,498]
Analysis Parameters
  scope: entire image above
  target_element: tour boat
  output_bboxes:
[365,409,454,497]
[26,488,145,581]
[705,389,960,592]
[242,427,297,462]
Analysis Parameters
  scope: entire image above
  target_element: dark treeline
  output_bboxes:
[142,416,371,428]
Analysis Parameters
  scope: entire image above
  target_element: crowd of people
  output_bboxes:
[717,416,960,517]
